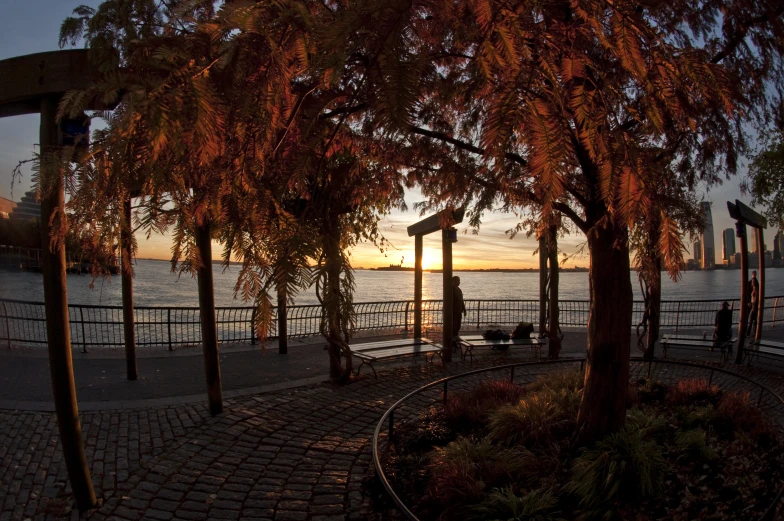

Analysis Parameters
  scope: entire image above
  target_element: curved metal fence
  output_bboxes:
[371,358,784,521]
[0,296,782,350]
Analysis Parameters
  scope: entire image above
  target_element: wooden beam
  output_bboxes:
[195,221,223,416]
[728,200,767,229]
[0,50,98,117]
[735,224,750,363]
[121,197,137,380]
[40,95,97,511]
[414,235,423,339]
[442,229,454,362]
[755,228,765,342]
[407,208,465,237]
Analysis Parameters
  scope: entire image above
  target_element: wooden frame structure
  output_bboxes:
[406,208,464,362]
[0,50,100,511]
[727,199,767,364]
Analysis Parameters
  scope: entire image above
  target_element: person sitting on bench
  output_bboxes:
[713,301,733,354]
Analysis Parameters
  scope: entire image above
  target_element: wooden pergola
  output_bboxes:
[727,199,767,363]
[0,49,102,511]
[406,208,464,361]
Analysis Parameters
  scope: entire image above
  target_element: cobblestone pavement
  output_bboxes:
[3,342,784,520]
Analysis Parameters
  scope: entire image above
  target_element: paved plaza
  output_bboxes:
[2,329,784,520]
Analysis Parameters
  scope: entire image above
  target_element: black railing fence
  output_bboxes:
[1,296,782,351]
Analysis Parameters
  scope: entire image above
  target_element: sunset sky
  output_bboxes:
[0,1,769,270]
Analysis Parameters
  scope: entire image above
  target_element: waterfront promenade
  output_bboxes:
[3,329,784,520]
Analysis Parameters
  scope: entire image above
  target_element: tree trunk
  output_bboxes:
[195,221,223,416]
[577,220,633,443]
[643,258,661,360]
[539,234,548,337]
[546,225,561,358]
[323,219,352,380]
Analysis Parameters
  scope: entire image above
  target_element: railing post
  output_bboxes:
[404,301,410,331]
[250,307,257,345]
[79,307,87,354]
[2,301,10,350]
[167,308,173,351]
[476,300,481,329]
[675,302,681,333]
[773,298,780,328]
[443,380,449,404]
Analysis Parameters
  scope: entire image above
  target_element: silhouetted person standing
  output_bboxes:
[749,270,760,334]
[714,301,733,354]
[452,276,466,337]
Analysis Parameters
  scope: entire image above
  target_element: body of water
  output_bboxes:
[1,260,782,307]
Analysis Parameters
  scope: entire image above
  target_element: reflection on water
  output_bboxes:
[2,260,784,307]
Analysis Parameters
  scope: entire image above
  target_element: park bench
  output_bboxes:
[660,334,735,360]
[742,339,784,365]
[458,334,544,363]
[349,338,442,378]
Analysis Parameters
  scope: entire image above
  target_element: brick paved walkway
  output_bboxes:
[3,333,784,520]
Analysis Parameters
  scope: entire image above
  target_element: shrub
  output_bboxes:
[566,424,666,511]
[469,487,566,521]
[526,369,584,394]
[427,437,540,506]
[624,408,667,441]
[676,405,716,430]
[487,390,573,447]
[635,378,668,403]
[394,408,455,454]
[444,380,526,429]
[675,429,716,464]
[666,378,721,405]
[715,391,777,443]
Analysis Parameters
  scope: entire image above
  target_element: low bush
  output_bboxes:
[469,487,565,521]
[715,391,777,443]
[675,429,716,464]
[635,378,668,403]
[566,424,666,513]
[526,369,584,394]
[676,404,716,430]
[666,378,721,405]
[444,380,525,429]
[487,391,573,447]
[427,437,539,507]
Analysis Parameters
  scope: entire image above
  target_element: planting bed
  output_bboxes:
[376,371,784,520]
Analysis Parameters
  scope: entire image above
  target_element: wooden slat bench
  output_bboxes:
[350,338,442,378]
[660,334,735,360]
[743,339,784,365]
[458,334,544,362]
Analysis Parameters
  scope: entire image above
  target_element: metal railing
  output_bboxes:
[1,296,782,350]
[371,358,784,521]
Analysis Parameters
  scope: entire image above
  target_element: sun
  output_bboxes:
[420,251,439,271]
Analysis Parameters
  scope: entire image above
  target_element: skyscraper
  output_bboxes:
[700,202,715,269]
[778,232,784,259]
[774,232,782,261]
[694,239,702,265]
[723,228,736,261]
[751,232,759,253]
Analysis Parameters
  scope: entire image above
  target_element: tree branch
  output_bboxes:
[407,125,528,166]
[553,202,589,233]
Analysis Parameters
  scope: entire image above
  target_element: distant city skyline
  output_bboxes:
[0,1,777,270]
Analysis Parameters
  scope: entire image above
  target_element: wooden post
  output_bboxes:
[277,283,288,354]
[195,221,223,415]
[538,234,547,337]
[120,197,137,380]
[39,95,97,511]
[442,229,453,362]
[547,225,561,358]
[735,224,749,364]
[755,228,765,342]
[414,234,423,339]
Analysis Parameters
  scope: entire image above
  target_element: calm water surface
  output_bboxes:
[1,259,783,307]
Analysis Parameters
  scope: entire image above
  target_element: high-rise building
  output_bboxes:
[694,239,702,265]
[778,232,784,260]
[751,232,759,253]
[722,228,736,261]
[774,232,782,261]
[700,202,715,269]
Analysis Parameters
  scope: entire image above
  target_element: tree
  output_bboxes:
[343,0,784,441]
[748,131,784,229]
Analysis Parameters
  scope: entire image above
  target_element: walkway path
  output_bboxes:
[3,331,784,520]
